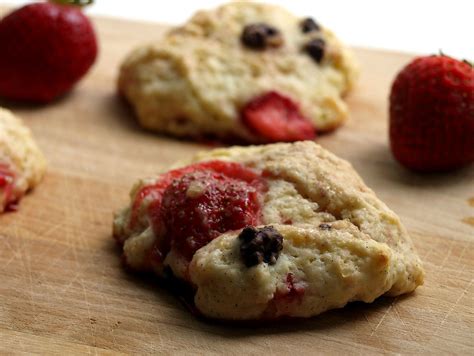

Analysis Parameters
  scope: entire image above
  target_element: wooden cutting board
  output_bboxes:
[0,10,473,355]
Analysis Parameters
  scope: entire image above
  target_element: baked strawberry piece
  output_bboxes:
[114,161,265,276]
[0,163,18,211]
[389,54,474,172]
[242,91,316,142]
[0,108,46,213]
[114,142,424,320]
[161,170,262,261]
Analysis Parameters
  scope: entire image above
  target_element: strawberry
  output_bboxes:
[389,55,474,172]
[0,163,18,212]
[161,169,262,260]
[242,91,316,142]
[126,160,262,231]
[124,161,265,263]
[0,0,98,103]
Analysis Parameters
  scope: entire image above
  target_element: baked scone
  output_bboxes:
[113,141,424,320]
[0,107,46,212]
[118,2,358,143]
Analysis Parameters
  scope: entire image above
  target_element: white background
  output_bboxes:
[3,0,474,59]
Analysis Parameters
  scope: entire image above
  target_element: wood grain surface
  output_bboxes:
[0,10,473,355]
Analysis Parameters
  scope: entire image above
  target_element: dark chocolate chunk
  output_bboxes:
[305,38,326,63]
[239,226,283,267]
[241,23,283,50]
[318,223,332,230]
[300,17,321,33]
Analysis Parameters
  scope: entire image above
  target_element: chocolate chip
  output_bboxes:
[300,18,321,33]
[241,23,283,50]
[239,226,283,267]
[318,223,332,230]
[305,38,326,63]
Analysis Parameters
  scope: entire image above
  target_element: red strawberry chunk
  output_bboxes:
[127,165,197,232]
[126,161,265,263]
[0,163,18,212]
[161,170,262,260]
[276,273,307,301]
[242,91,316,142]
[128,161,263,230]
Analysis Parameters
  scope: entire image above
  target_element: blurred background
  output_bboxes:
[3,0,473,59]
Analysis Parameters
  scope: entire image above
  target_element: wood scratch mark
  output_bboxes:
[29,222,66,263]
[392,304,406,328]
[370,298,397,337]
[98,269,119,348]
[85,176,121,348]
[421,238,440,263]
[363,309,389,352]
[79,276,96,346]
[38,221,64,238]
[64,177,97,348]
[454,241,473,279]
[433,278,473,337]
[36,248,71,281]
[57,272,81,294]
[457,243,468,265]
[392,303,417,343]
[2,253,17,269]
[0,233,16,253]
[438,240,455,270]
[14,224,36,316]
[0,233,23,269]
[363,312,371,325]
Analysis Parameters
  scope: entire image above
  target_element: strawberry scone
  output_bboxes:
[118,2,358,143]
[113,141,424,320]
[0,107,46,212]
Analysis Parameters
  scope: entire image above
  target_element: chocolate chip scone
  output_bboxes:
[118,2,358,143]
[113,141,424,320]
[0,107,46,212]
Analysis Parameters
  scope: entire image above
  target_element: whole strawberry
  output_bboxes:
[0,0,97,103]
[389,55,474,172]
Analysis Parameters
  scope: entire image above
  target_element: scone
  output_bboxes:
[113,141,424,320]
[118,2,358,143]
[0,107,46,212]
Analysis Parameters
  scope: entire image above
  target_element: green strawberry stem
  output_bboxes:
[50,0,94,6]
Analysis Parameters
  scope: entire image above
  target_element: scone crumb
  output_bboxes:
[186,180,207,198]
